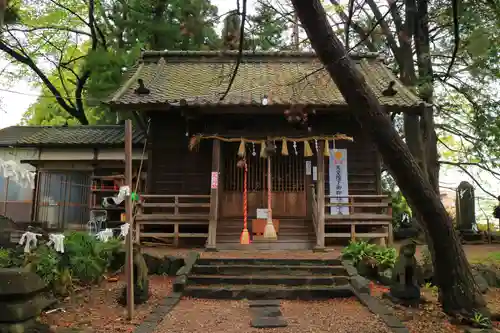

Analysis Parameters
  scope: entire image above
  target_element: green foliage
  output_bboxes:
[421,245,433,266]
[382,172,412,228]
[27,245,61,285]
[61,231,122,284]
[8,0,294,125]
[471,311,492,328]
[341,240,397,268]
[1,231,123,295]
[246,3,289,51]
[0,248,11,267]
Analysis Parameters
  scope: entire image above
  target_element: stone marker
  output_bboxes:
[383,239,422,306]
[0,268,54,333]
[248,299,288,328]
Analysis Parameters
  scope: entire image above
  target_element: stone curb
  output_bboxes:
[341,259,409,333]
[341,260,370,294]
[132,292,182,333]
[173,251,199,293]
[353,289,409,333]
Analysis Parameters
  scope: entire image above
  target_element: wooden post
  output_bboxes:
[207,140,221,250]
[387,201,394,246]
[315,141,326,249]
[305,160,313,220]
[124,120,134,320]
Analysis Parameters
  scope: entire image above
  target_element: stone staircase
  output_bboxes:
[184,258,354,300]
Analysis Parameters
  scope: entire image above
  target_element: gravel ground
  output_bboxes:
[154,297,391,333]
[41,275,173,333]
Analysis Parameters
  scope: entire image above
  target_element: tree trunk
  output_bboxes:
[291,0,486,316]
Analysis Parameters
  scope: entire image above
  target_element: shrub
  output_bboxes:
[341,240,397,268]
[341,240,377,265]
[0,248,11,268]
[16,231,124,293]
[62,231,123,284]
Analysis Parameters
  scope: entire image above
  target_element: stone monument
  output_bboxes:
[0,268,55,332]
[456,181,476,231]
[119,243,149,305]
[384,239,422,306]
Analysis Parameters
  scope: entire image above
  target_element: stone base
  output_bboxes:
[312,246,327,253]
[205,247,218,252]
[251,316,288,328]
[118,279,150,306]
[382,292,422,307]
[0,318,51,333]
[249,300,288,328]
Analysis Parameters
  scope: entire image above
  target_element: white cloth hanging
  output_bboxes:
[120,223,130,238]
[0,158,35,189]
[19,231,42,253]
[96,228,114,242]
[101,186,131,207]
[47,234,65,253]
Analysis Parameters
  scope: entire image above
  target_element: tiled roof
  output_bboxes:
[0,126,43,146]
[0,125,145,147]
[107,50,422,108]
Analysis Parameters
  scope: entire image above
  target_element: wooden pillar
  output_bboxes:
[124,119,134,319]
[305,159,313,220]
[315,141,326,250]
[207,139,221,251]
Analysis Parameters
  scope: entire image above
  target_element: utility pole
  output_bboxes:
[124,119,134,319]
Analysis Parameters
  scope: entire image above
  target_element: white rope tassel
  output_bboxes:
[47,234,65,253]
[120,223,130,238]
[19,231,42,253]
[96,228,114,242]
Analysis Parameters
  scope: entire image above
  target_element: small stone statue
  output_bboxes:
[385,239,422,305]
[119,243,150,305]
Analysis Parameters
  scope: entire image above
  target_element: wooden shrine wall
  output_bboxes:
[146,110,381,217]
[147,113,212,195]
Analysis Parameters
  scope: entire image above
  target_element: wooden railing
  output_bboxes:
[323,194,393,244]
[324,194,391,215]
[134,194,211,245]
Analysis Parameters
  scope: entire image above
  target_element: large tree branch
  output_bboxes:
[7,26,92,37]
[440,160,500,179]
[364,0,404,64]
[291,0,486,315]
[0,40,88,124]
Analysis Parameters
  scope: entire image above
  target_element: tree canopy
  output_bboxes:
[0,0,290,126]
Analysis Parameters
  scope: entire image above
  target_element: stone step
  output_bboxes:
[188,274,350,286]
[196,258,342,266]
[192,264,347,276]
[183,284,354,300]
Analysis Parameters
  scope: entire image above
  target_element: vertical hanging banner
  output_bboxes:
[328,149,349,215]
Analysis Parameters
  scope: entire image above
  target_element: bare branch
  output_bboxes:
[220,0,247,101]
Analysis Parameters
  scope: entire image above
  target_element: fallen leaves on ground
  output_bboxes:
[370,282,469,333]
[154,297,391,333]
[40,275,172,333]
